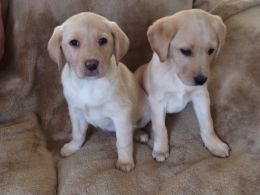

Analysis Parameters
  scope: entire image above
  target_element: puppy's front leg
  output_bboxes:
[149,96,169,162]
[192,88,230,157]
[61,107,88,157]
[113,114,135,172]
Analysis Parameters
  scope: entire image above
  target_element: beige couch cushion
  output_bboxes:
[0,114,56,195]
[0,0,260,194]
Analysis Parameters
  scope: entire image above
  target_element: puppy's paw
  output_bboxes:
[60,142,80,157]
[134,131,149,144]
[205,141,231,158]
[152,149,169,162]
[116,160,135,172]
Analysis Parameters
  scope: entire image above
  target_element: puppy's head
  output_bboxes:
[48,12,129,79]
[148,9,226,86]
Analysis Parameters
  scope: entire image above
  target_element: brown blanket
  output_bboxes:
[0,0,260,194]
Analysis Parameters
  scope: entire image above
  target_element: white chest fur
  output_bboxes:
[164,88,191,113]
[159,74,194,113]
[146,54,201,114]
[61,64,116,131]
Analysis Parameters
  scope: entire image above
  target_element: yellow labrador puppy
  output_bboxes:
[48,12,150,172]
[136,9,230,162]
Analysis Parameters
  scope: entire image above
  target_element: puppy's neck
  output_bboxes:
[108,55,119,76]
[150,52,177,74]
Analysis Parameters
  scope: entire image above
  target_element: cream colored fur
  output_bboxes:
[48,12,150,172]
[136,9,230,161]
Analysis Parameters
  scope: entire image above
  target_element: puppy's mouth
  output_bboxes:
[177,73,193,86]
[177,73,207,87]
[85,69,99,77]
[83,59,102,78]
[75,67,101,79]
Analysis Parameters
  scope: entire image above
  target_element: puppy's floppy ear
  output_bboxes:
[109,22,129,64]
[147,16,178,63]
[48,25,63,71]
[212,16,227,56]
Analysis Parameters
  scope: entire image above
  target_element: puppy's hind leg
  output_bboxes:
[134,129,149,144]
[61,107,88,157]
[134,99,151,144]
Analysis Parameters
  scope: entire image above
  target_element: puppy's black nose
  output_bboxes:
[194,75,207,86]
[85,59,99,71]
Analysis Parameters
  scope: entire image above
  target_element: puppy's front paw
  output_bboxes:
[205,141,231,158]
[60,142,81,157]
[152,148,169,162]
[116,160,135,172]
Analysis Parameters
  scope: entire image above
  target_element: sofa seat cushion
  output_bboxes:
[0,114,56,195]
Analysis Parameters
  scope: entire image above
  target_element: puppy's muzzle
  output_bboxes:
[85,59,99,76]
[194,75,207,86]
[85,59,99,71]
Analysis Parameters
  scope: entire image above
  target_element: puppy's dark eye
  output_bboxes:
[69,39,80,47]
[99,37,108,46]
[180,49,192,57]
[208,48,215,55]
